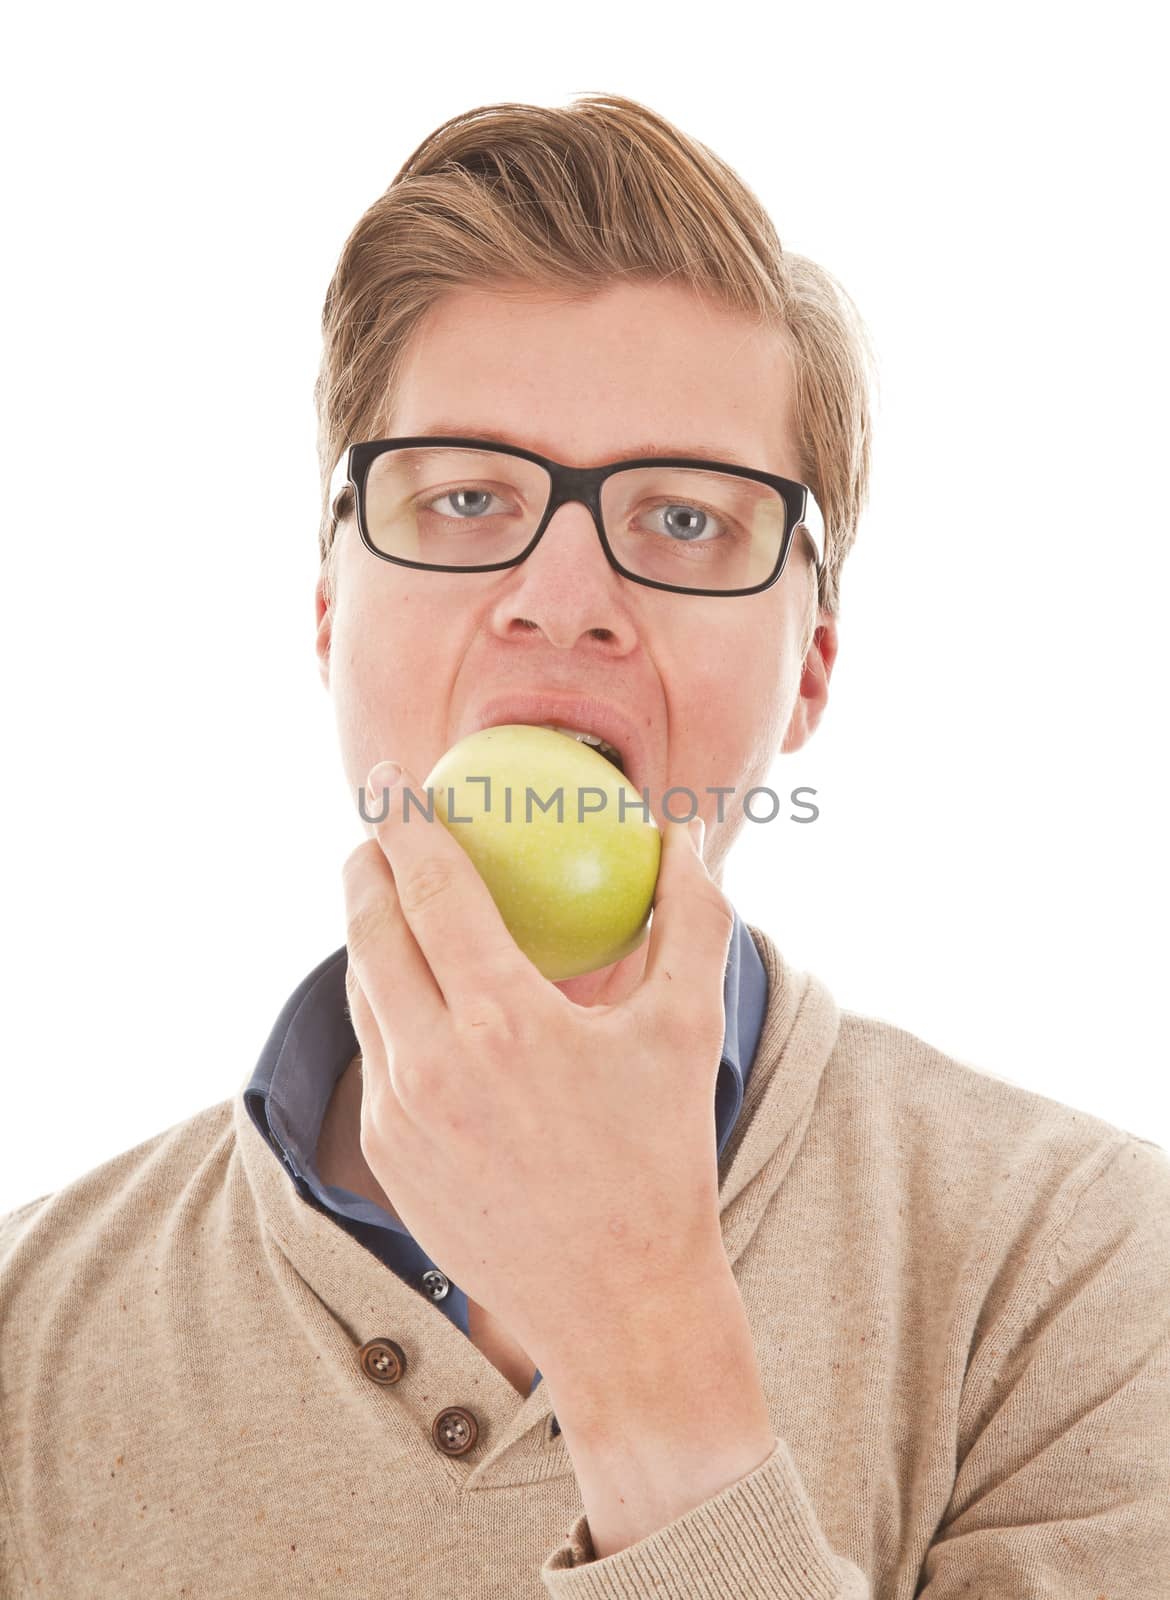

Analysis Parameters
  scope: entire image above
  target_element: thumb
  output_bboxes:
[637,813,734,1006]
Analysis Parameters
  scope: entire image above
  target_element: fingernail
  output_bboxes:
[688,815,706,853]
[367,761,403,796]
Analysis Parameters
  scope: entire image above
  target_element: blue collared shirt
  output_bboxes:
[244,908,767,1408]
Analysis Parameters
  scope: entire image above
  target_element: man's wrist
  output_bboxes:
[536,1252,776,1560]
[537,1245,763,1443]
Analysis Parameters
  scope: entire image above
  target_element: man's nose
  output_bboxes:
[489,501,638,649]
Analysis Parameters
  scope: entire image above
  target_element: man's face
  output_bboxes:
[315,279,835,1005]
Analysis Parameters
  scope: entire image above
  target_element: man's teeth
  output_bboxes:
[537,723,625,770]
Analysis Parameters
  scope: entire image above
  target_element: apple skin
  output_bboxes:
[422,724,662,982]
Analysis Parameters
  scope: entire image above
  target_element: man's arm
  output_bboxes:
[915,1134,1170,1596]
[541,1256,777,1559]
[538,1135,1170,1597]
[539,1250,870,1596]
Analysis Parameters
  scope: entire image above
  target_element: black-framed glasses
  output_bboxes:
[328,435,825,599]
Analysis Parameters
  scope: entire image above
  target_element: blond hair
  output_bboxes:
[314,93,877,652]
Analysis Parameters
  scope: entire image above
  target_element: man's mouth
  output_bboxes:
[464,694,649,796]
[535,723,626,775]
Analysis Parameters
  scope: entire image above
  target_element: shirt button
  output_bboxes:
[421,1269,450,1301]
[432,1406,478,1456]
[357,1337,407,1385]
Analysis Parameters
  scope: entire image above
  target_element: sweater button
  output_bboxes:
[432,1406,478,1456]
[357,1337,406,1384]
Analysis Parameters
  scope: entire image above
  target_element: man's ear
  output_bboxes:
[781,611,839,754]
[314,570,332,692]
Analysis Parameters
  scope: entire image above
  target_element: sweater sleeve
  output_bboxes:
[0,1458,30,1600]
[0,1200,42,1600]
[539,1134,1170,1598]
[917,1133,1170,1597]
[540,1433,869,1597]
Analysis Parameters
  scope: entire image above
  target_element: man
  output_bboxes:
[2,93,1167,1597]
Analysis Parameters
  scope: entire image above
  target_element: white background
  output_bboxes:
[2,1,1166,1215]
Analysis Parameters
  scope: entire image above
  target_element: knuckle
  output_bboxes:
[398,858,454,916]
[706,886,736,938]
[672,877,734,933]
[453,953,536,1047]
[343,838,381,886]
[389,1054,428,1116]
[658,879,735,936]
[346,896,393,963]
[453,996,519,1050]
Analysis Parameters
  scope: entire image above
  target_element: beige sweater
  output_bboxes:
[2,924,1168,1597]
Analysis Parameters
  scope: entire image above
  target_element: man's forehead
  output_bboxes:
[378,281,800,477]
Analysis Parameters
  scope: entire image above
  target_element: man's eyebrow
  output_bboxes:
[408,420,756,470]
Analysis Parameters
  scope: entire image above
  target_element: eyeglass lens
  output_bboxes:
[359,446,789,591]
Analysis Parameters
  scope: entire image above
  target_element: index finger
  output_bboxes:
[365,761,539,1019]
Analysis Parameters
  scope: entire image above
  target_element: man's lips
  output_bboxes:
[458,691,653,799]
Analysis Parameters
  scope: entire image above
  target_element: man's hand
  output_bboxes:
[341,758,735,1372]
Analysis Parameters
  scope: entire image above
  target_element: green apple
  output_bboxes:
[422,724,662,982]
